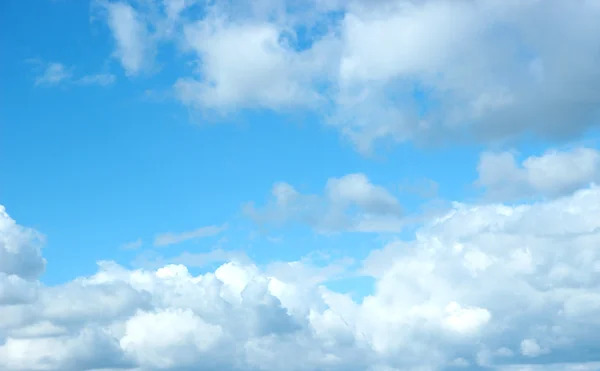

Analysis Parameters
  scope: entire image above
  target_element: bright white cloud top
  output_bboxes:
[2,181,600,370]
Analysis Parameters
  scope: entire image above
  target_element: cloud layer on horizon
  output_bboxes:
[2,181,600,370]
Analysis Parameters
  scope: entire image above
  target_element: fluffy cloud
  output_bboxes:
[0,206,46,281]
[174,17,331,111]
[245,173,404,233]
[477,147,600,200]
[100,0,600,151]
[2,181,600,370]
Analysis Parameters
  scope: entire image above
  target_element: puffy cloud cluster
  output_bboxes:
[0,206,45,305]
[244,173,404,233]
[2,182,600,370]
[99,0,600,151]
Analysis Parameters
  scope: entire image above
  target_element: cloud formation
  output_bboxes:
[100,0,600,151]
[30,60,115,87]
[245,173,404,233]
[477,147,600,200]
[2,183,600,370]
[34,62,73,86]
[102,1,153,76]
[154,224,227,247]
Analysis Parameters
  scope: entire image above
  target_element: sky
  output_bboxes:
[1,0,600,370]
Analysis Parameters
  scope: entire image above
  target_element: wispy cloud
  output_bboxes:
[30,60,115,88]
[154,224,227,247]
[77,73,116,86]
[120,238,143,250]
[35,62,72,86]
[103,1,152,76]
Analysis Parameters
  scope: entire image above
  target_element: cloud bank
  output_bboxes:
[2,183,600,370]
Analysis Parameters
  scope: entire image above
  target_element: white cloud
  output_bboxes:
[91,1,600,151]
[477,147,600,200]
[174,16,331,111]
[245,173,404,233]
[2,186,600,369]
[154,224,227,247]
[34,62,72,86]
[161,0,600,151]
[120,308,223,369]
[103,2,152,76]
[0,206,46,281]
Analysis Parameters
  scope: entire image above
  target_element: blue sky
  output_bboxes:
[1,0,487,284]
[1,1,600,371]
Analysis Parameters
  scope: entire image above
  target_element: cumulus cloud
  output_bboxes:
[2,184,600,370]
[245,173,404,233]
[93,0,600,151]
[0,206,46,281]
[3,181,600,370]
[174,17,329,111]
[154,224,227,247]
[95,0,600,151]
[477,147,600,200]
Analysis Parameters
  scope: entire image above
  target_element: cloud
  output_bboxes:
[153,224,227,247]
[77,73,116,86]
[30,60,115,87]
[2,184,600,370]
[34,62,72,86]
[174,15,331,111]
[520,339,549,358]
[91,1,600,151]
[477,147,600,200]
[0,206,46,281]
[102,1,152,76]
[245,173,404,233]
[120,239,142,250]
[165,0,600,151]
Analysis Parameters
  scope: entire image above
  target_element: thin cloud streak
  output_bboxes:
[154,224,227,247]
